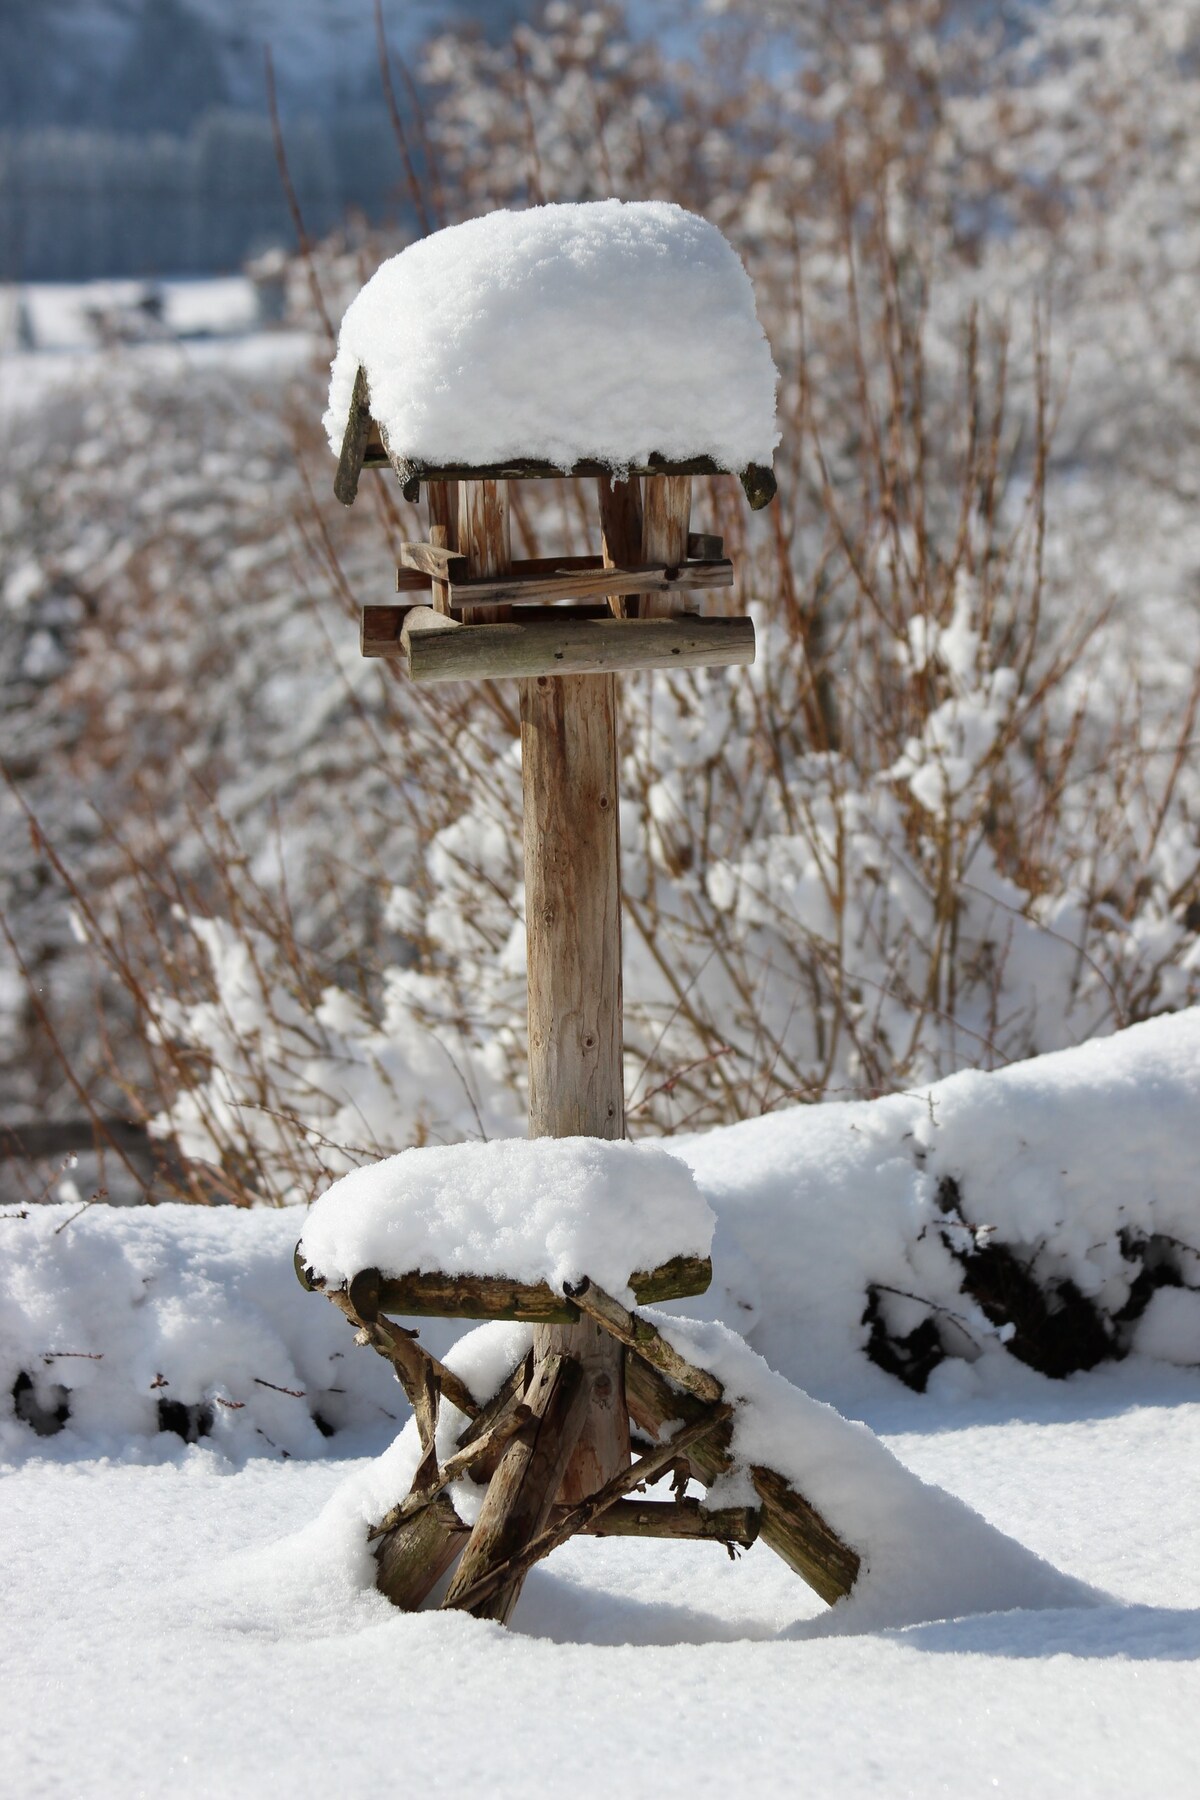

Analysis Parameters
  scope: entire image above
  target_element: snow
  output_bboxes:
[298,1134,715,1297]
[5,1017,1200,1792]
[324,201,780,472]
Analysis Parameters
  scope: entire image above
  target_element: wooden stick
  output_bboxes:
[445,1405,733,1615]
[442,1352,590,1622]
[374,1494,468,1610]
[444,559,733,610]
[401,611,755,684]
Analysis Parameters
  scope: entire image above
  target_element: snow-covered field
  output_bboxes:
[5,1018,1200,1796]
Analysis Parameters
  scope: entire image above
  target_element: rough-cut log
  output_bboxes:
[302,1256,713,1324]
[400,610,755,683]
[564,1497,759,1545]
[443,1352,590,1622]
[374,1493,468,1610]
[641,474,692,619]
[309,1259,480,1420]
[445,1405,733,1615]
[623,1350,861,1606]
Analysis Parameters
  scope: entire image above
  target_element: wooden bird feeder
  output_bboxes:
[304,204,861,1625]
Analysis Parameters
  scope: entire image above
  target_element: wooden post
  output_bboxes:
[520,666,630,1504]
[640,474,692,618]
[459,478,511,623]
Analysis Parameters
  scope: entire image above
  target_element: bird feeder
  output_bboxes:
[309,202,859,1623]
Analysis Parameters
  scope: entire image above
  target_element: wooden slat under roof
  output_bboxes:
[334,365,778,511]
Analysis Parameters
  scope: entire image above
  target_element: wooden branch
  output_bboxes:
[311,1263,481,1420]
[566,1279,723,1402]
[443,1352,590,1622]
[400,610,755,684]
[622,1352,861,1606]
[563,1497,759,1545]
[445,1404,733,1616]
[367,1402,534,1540]
[313,1255,713,1324]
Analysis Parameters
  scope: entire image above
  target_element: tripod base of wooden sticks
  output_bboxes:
[298,1252,861,1623]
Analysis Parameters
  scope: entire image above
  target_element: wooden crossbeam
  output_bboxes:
[566,1497,759,1546]
[394,549,734,609]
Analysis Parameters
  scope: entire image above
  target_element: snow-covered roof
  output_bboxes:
[297,1134,715,1301]
[325,200,779,502]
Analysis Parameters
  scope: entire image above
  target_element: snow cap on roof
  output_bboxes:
[324,199,780,475]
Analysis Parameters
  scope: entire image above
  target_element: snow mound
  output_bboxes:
[0,1204,401,1462]
[324,200,780,473]
[298,1134,716,1299]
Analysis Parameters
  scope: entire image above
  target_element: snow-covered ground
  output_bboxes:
[5,1017,1200,1795]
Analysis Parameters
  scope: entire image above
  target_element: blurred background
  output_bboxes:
[2,0,1198,1209]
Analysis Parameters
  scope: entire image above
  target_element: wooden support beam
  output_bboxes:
[687,531,724,559]
[389,553,734,609]
[398,609,755,684]
[442,1352,590,1622]
[398,540,469,582]
[566,1279,724,1403]
[374,1493,468,1610]
[367,1402,535,1540]
[321,1282,481,1421]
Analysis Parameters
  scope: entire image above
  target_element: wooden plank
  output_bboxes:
[442,1352,590,1622]
[641,474,692,619]
[444,558,732,610]
[599,474,643,620]
[401,612,756,683]
[334,1256,711,1322]
[362,604,412,656]
[334,365,372,506]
